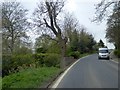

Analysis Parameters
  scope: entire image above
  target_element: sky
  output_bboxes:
[2,0,115,49]
[64,0,115,49]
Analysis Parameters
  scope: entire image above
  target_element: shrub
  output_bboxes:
[2,54,34,77]
[44,54,60,67]
[114,50,120,58]
[34,53,60,67]
[2,54,13,76]
[68,51,80,59]
[35,47,47,53]
[13,47,33,55]
[13,54,34,67]
[33,53,47,67]
[2,53,60,77]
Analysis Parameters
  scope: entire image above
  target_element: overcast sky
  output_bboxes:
[3,0,115,49]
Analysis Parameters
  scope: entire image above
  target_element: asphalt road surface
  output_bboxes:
[56,54,118,88]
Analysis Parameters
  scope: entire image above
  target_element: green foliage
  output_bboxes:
[0,77,1,90]
[14,46,33,55]
[2,55,13,76]
[3,53,60,77]
[33,53,47,66]
[2,54,35,77]
[47,41,60,54]
[69,30,79,51]
[34,53,60,67]
[114,50,120,58]
[67,29,96,54]
[2,2,30,54]
[2,67,60,88]
[35,35,51,53]
[106,2,120,49]
[35,35,60,54]
[80,53,91,58]
[35,47,47,53]
[68,51,80,59]
[12,55,34,66]
[44,54,60,67]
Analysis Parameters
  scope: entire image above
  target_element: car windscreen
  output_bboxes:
[99,50,109,53]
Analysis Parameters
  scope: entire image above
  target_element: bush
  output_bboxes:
[13,47,33,55]
[44,54,60,67]
[114,50,120,58]
[2,54,34,77]
[34,53,60,67]
[33,53,47,66]
[2,55,13,76]
[35,47,47,53]
[68,51,80,59]
[3,53,60,77]
[13,54,35,66]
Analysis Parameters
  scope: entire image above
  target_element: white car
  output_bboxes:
[98,48,110,60]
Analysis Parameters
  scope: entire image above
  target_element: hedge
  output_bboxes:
[2,54,35,77]
[114,49,120,58]
[33,53,60,67]
[44,54,60,67]
[68,51,80,59]
[2,53,60,77]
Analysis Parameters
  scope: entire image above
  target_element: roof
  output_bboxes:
[99,48,108,50]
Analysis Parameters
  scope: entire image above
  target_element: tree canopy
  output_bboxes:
[2,1,30,54]
[94,0,120,49]
[106,1,120,49]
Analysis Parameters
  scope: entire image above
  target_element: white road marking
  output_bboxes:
[51,55,90,88]
[110,60,119,64]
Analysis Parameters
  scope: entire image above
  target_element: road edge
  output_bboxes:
[110,59,119,64]
[50,54,92,88]
[110,51,119,64]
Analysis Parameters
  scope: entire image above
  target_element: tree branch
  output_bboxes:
[53,5,62,36]
[43,18,58,36]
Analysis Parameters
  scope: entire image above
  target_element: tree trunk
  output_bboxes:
[59,38,66,69]
[11,29,14,54]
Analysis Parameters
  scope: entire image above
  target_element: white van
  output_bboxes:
[98,48,110,60]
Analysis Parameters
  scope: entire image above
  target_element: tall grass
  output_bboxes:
[2,67,60,88]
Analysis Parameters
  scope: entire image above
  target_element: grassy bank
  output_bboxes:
[80,52,94,58]
[0,77,2,90]
[2,67,60,88]
[2,53,94,89]
[113,58,119,62]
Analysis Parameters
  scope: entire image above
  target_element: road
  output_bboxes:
[55,54,118,88]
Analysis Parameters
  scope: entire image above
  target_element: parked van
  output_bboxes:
[98,48,110,60]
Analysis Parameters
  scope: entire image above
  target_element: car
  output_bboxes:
[98,48,110,60]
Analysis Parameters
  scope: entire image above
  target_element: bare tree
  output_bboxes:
[94,0,120,49]
[33,0,67,68]
[106,1,120,49]
[2,1,30,54]
[63,13,79,42]
[94,0,117,22]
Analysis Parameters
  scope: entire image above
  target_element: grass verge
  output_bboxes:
[0,77,2,90]
[112,58,119,62]
[2,67,60,88]
[80,53,92,58]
